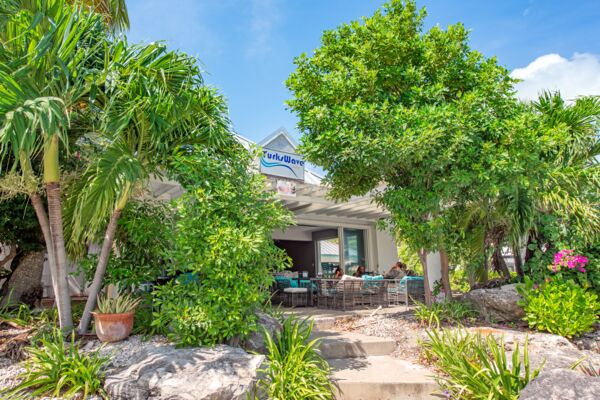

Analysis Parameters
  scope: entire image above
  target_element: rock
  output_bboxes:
[0,250,45,307]
[104,344,264,400]
[464,284,525,322]
[519,368,600,400]
[244,311,282,354]
[573,327,600,354]
[466,327,600,372]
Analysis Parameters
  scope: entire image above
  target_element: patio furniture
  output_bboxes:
[283,287,309,307]
[314,278,389,311]
[387,276,425,308]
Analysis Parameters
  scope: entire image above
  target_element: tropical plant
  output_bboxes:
[0,0,111,330]
[414,300,478,327]
[96,292,141,314]
[3,330,108,398]
[518,277,600,338]
[150,146,292,347]
[252,317,335,400]
[66,37,234,334]
[421,329,543,399]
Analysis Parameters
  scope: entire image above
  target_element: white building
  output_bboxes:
[241,127,399,278]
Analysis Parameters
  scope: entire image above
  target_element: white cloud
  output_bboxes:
[245,0,283,59]
[511,53,600,101]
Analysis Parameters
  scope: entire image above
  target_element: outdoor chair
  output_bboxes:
[388,277,425,308]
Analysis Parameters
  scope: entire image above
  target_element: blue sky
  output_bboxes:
[127,0,600,143]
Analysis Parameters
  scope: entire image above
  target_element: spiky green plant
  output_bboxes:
[3,330,107,398]
[252,317,335,400]
[96,292,141,314]
[421,328,543,399]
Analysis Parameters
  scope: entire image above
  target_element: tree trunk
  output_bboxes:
[524,231,536,264]
[78,209,123,334]
[439,250,452,300]
[492,244,511,280]
[513,244,524,278]
[419,249,433,306]
[30,194,63,312]
[481,242,489,284]
[46,183,73,330]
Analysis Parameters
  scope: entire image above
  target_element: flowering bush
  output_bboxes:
[551,249,588,273]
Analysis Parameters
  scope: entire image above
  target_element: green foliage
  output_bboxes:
[286,0,600,287]
[421,329,542,399]
[150,146,292,347]
[0,195,42,251]
[252,317,335,400]
[414,300,478,327]
[96,292,141,314]
[287,0,521,253]
[518,277,600,338]
[4,330,107,399]
[524,214,600,294]
[397,240,423,274]
[78,200,174,288]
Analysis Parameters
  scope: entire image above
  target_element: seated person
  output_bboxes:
[385,262,408,279]
[334,266,344,279]
[352,265,366,278]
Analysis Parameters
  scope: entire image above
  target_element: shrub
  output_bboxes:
[414,300,478,327]
[4,330,107,398]
[78,200,175,288]
[518,277,600,338]
[421,329,543,399]
[252,317,335,400]
[155,146,292,347]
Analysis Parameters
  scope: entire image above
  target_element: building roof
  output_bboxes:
[148,128,389,224]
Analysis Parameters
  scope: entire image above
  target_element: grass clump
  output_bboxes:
[3,330,108,399]
[252,316,335,400]
[413,300,479,327]
[421,328,543,400]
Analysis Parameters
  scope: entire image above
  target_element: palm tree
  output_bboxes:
[0,0,109,330]
[66,40,233,334]
[456,92,599,285]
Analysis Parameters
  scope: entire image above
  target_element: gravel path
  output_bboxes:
[335,311,428,363]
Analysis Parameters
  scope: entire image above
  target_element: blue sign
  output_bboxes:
[260,149,305,181]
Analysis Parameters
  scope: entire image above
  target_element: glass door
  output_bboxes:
[316,237,340,278]
[343,228,367,275]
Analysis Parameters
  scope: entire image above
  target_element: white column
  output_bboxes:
[425,251,442,294]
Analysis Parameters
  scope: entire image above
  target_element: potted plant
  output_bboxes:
[92,292,141,342]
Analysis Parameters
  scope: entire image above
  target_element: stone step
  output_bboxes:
[312,330,396,359]
[328,356,439,400]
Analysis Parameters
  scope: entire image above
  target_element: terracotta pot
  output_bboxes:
[92,311,135,343]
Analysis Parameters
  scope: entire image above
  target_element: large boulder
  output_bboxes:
[244,311,282,354]
[464,284,525,322]
[102,341,264,400]
[0,251,44,307]
[519,369,600,400]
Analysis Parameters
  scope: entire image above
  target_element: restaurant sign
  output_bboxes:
[260,149,305,181]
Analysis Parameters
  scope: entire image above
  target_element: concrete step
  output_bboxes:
[328,356,439,400]
[312,330,396,359]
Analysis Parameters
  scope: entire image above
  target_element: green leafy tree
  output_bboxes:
[286,0,520,299]
[151,145,292,346]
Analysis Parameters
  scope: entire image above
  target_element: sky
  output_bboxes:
[126,0,600,143]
